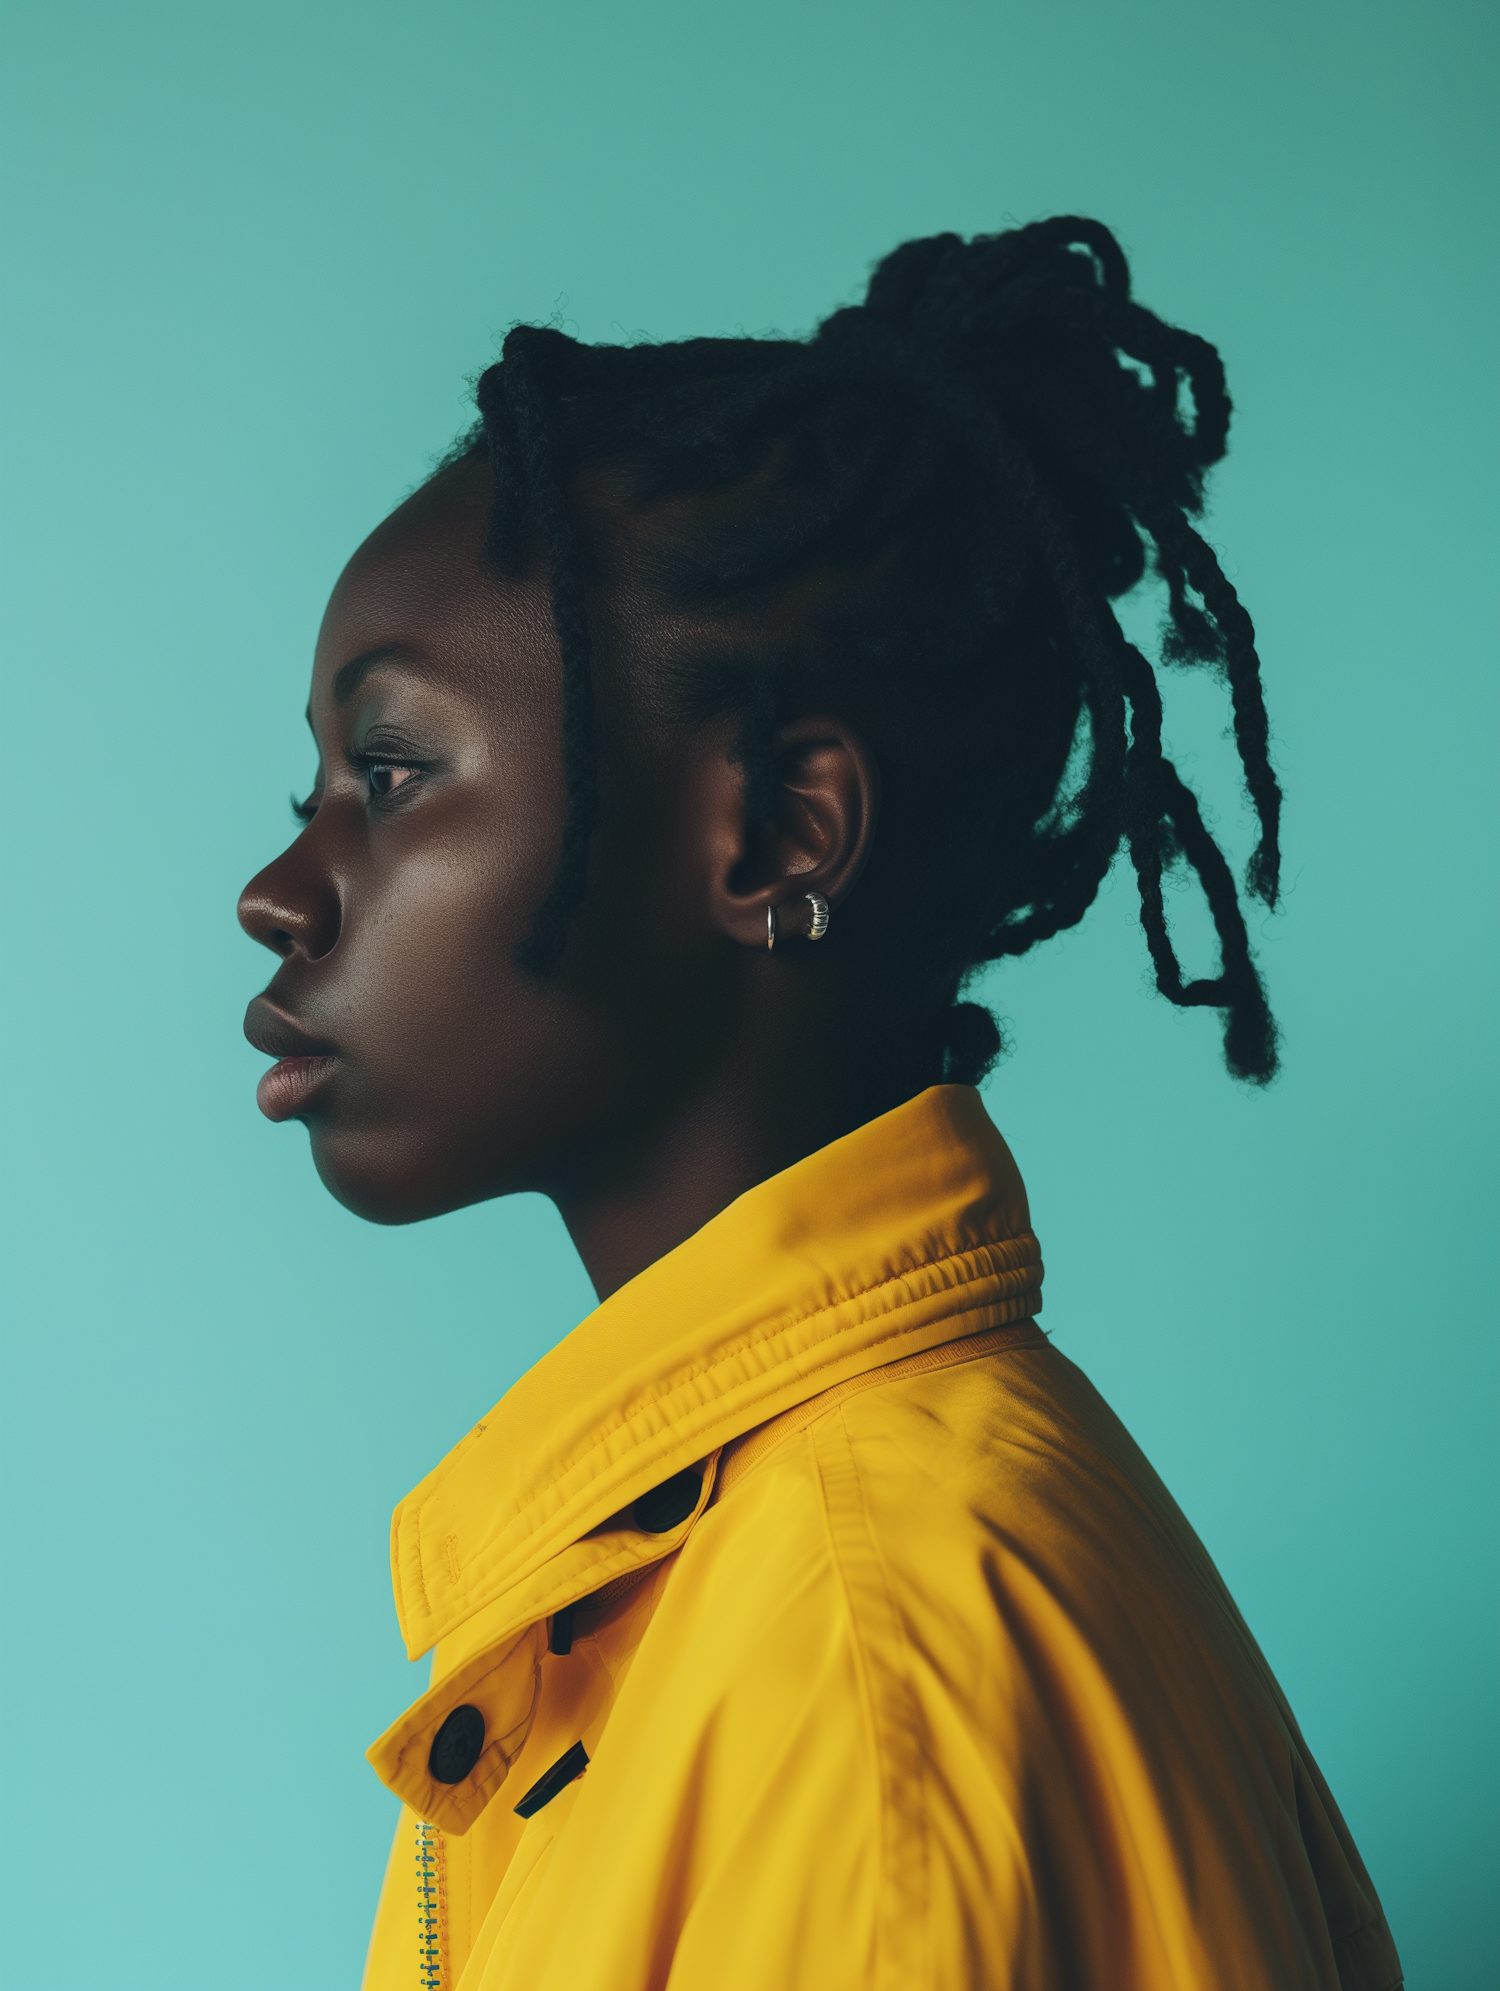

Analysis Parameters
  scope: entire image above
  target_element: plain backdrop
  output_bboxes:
[2,1,1495,1984]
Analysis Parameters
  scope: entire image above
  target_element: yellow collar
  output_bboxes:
[369,1084,1041,1830]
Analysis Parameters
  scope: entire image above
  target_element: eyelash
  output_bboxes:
[291,752,428,823]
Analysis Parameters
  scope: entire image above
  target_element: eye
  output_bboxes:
[365,761,420,802]
[344,741,430,808]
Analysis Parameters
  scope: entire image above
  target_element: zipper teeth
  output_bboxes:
[414,1818,449,1989]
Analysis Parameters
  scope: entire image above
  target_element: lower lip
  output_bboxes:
[257,1055,340,1122]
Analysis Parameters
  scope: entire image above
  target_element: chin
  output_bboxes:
[307,1123,480,1227]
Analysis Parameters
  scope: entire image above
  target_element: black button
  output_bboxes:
[428,1704,486,1784]
[632,1466,703,1534]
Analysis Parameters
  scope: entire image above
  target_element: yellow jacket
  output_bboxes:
[361,1087,1400,1991]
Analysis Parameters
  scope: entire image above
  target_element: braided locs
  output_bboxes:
[476,328,601,973]
[468,219,1283,1083]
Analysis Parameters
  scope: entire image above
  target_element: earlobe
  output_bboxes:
[766,890,831,950]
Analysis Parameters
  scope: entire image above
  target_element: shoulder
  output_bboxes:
[831,1333,1223,1613]
[693,1332,1159,1664]
[726,1335,1271,1841]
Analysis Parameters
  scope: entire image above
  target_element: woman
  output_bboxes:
[239,220,1401,1990]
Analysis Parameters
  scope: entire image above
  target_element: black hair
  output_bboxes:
[464,217,1281,1086]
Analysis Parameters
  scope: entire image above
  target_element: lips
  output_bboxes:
[244,997,341,1122]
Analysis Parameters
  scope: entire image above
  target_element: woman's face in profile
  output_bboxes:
[238,461,743,1227]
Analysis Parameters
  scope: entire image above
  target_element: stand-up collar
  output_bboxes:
[368,1084,1042,1830]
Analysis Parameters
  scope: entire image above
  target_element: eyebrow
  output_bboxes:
[331,643,426,705]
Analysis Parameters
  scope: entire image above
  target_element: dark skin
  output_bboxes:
[239,458,919,1299]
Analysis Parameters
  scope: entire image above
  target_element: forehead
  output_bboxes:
[311,457,556,700]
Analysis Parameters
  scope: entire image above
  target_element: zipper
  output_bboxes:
[414,1817,449,1988]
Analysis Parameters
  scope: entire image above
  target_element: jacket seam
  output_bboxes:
[716,1316,1046,1501]
[811,1408,930,1991]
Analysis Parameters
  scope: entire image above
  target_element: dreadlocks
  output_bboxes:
[466,217,1282,1085]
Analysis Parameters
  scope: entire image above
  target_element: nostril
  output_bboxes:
[237,862,340,960]
[237,889,288,951]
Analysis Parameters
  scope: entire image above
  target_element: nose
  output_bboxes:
[238,839,342,961]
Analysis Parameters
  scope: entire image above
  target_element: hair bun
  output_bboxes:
[860,218,1130,351]
[941,1001,1003,1087]
[863,232,967,323]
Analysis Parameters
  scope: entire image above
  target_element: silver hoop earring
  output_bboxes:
[766,904,778,952]
[804,891,830,940]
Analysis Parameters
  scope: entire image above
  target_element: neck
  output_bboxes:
[549,1007,934,1300]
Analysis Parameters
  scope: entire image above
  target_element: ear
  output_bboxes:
[710,716,880,950]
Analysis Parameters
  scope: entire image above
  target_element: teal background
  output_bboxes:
[2,1,1495,1983]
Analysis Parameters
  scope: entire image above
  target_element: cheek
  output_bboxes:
[302,837,590,1219]
[310,808,636,1196]
[337,838,536,1065]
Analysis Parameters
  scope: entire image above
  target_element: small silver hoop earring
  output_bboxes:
[766,904,778,952]
[805,891,830,940]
